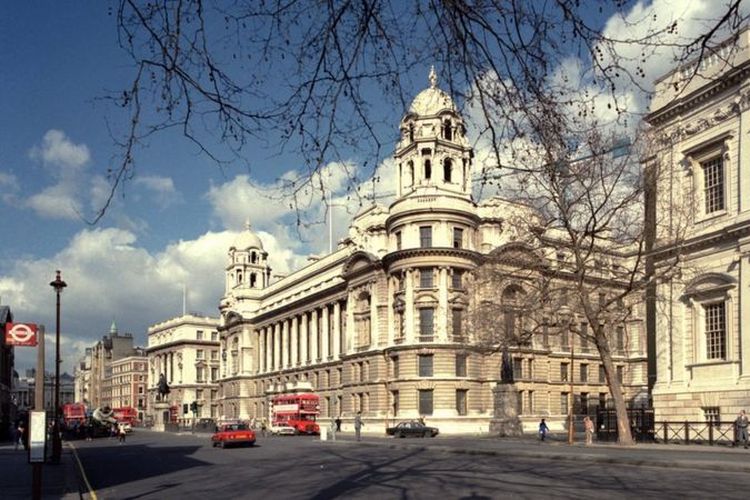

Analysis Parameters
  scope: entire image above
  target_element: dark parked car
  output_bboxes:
[386,420,439,438]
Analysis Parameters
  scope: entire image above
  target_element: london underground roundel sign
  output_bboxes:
[5,323,38,346]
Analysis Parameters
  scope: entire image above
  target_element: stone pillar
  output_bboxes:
[282,320,290,369]
[265,328,272,374]
[291,316,299,366]
[257,329,264,373]
[321,305,330,360]
[311,309,319,362]
[333,301,341,359]
[300,313,309,364]
[404,269,415,342]
[438,266,449,341]
[369,283,378,346]
[274,323,281,371]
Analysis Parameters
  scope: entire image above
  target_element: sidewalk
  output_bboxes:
[323,433,750,473]
[0,441,83,499]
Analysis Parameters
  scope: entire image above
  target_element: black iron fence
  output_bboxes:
[595,406,739,446]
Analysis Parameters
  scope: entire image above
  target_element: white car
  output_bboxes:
[118,422,133,433]
[269,424,296,436]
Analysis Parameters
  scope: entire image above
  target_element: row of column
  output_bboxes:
[391,267,453,343]
[257,300,345,373]
[154,351,176,384]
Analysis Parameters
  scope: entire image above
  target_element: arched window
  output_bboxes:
[502,285,525,340]
[424,159,432,180]
[237,271,243,285]
[251,252,257,263]
[250,273,257,288]
[443,158,453,183]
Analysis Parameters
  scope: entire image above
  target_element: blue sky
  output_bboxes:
[0,1,735,374]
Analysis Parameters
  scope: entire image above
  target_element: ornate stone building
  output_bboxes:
[146,314,221,424]
[646,29,750,422]
[218,70,647,433]
[88,322,139,409]
[106,353,148,420]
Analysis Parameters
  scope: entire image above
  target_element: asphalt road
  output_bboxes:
[70,430,747,499]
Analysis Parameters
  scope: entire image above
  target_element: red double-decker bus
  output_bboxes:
[271,393,320,434]
[113,406,138,425]
[62,403,87,427]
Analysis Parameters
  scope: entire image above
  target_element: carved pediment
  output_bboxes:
[487,242,547,268]
[683,272,736,298]
[342,251,380,277]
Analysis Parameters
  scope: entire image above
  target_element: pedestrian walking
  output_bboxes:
[583,416,594,445]
[261,419,267,438]
[735,410,749,449]
[354,411,364,441]
[15,423,24,451]
[330,417,337,441]
[538,418,550,441]
[118,425,127,444]
[335,416,342,432]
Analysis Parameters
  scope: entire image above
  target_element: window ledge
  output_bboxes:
[686,359,737,368]
[696,209,727,224]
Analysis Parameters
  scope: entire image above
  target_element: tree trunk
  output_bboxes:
[597,335,635,446]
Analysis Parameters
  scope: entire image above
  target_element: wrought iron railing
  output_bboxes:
[654,420,736,446]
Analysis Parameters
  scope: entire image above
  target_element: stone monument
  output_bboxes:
[489,347,523,436]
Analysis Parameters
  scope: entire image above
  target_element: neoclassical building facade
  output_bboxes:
[218,71,647,433]
[646,29,750,422]
[147,314,221,424]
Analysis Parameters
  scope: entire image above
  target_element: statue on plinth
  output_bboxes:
[157,373,170,401]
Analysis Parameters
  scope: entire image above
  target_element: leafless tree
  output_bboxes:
[104,0,745,224]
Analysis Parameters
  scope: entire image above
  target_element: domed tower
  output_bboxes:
[395,66,473,198]
[224,220,271,298]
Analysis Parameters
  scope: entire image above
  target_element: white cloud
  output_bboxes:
[0,171,19,204]
[25,182,83,220]
[28,129,90,170]
[134,175,182,208]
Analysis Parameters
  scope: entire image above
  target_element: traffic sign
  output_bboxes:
[5,323,38,346]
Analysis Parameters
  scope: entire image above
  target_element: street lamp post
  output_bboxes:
[49,270,67,463]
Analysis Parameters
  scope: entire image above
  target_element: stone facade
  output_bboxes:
[146,314,221,424]
[217,70,648,434]
[646,29,750,422]
[88,323,139,409]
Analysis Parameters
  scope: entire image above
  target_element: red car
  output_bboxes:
[211,423,256,448]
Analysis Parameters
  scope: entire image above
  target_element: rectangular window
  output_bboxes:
[705,302,727,360]
[210,350,218,361]
[391,390,399,416]
[580,323,588,351]
[599,365,606,384]
[616,326,625,351]
[560,363,569,382]
[527,390,534,414]
[516,391,523,414]
[580,392,589,414]
[211,331,218,341]
[419,226,433,248]
[456,389,468,416]
[395,231,402,250]
[418,354,434,377]
[196,367,204,383]
[561,393,569,415]
[452,309,463,337]
[580,364,588,383]
[419,308,435,340]
[211,367,218,381]
[542,320,549,347]
[599,392,607,408]
[197,349,204,360]
[452,270,463,289]
[453,227,464,249]
[616,366,624,383]
[196,389,203,399]
[420,268,434,288]
[455,353,467,377]
[197,330,204,340]
[702,157,725,213]
[419,389,434,415]
[513,358,523,380]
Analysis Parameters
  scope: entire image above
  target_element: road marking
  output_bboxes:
[67,442,98,500]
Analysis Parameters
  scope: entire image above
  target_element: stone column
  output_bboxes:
[265,328,272,374]
[438,266,449,341]
[333,301,341,359]
[258,329,264,373]
[369,283,378,346]
[291,316,299,366]
[404,269,415,343]
[346,292,355,352]
[282,320,290,369]
[321,305,330,360]
[274,323,281,371]
[300,313,309,364]
[311,309,319,362]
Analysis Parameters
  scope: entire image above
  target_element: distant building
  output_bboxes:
[146,314,220,424]
[108,353,148,421]
[646,29,750,422]
[74,348,92,406]
[12,369,75,413]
